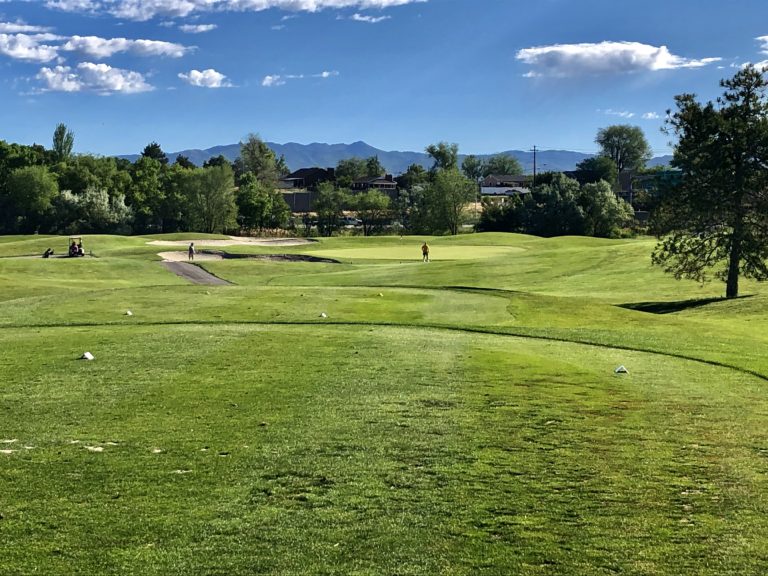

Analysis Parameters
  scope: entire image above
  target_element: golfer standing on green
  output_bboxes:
[421,242,430,262]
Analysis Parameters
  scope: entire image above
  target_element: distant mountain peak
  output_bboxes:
[118,140,672,174]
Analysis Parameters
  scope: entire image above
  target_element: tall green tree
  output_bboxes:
[461,155,484,181]
[578,180,633,237]
[275,154,290,177]
[526,173,585,237]
[56,187,133,234]
[237,134,279,186]
[652,65,768,299]
[314,182,348,237]
[3,166,59,232]
[335,157,368,188]
[365,155,385,177]
[425,142,459,172]
[482,154,523,177]
[236,174,290,234]
[52,123,75,163]
[203,155,231,169]
[595,125,651,172]
[184,164,237,234]
[141,141,169,165]
[174,155,195,169]
[353,189,391,236]
[127,156,165,232]
[423,168,475,235]
[575,156,619,186]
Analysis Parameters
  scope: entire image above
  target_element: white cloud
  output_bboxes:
[179,68,231,87]
[262,74,285,87]
[37,62,153,93]
[349,13,390,23]
[271,24,285,30]
[0,22,52,33]
[600,108,635,119]
[62,35,191,58]
[36,65,81,91]
[262,69,338,87]
[45,0,100,12]
[48,0,426,22]
[0,33,59,62]
[642,112,661,120]
[757,36,768,54]
[179,23,216,33]
[517,41,720,77]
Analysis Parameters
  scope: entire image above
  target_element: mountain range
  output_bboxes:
[119,141,673,175]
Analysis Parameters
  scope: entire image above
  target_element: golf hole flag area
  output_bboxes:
[1,232,768,575]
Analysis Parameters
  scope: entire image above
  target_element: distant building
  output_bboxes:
[481,174,532,188]
[351,175,397,192]
[480,174,531,203]
[278,167,335,191]
[350,175,399,201]
[480,186,530,202]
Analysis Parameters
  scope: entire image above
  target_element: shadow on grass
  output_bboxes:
[618,295,753,314]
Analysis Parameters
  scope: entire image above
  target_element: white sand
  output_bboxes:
[148,236,312,247]
[158,251,225,262]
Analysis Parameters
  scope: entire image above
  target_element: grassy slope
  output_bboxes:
[1,233,768,575]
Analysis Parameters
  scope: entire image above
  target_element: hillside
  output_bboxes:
[119,141,673,174]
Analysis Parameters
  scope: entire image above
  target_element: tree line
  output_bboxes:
[0,132,293,236]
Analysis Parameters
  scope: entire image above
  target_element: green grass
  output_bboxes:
[1,232,768,575]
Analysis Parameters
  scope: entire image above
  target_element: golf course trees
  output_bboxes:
[237,134,280,187]
[462,154,524,180]
[425,141,459,172]
[314,181,349,237]
[653,65,768,299]
[482,153,524,177]
[461,154,484,181]
[575,156,619,187]
[52,123,75,163]
[127,155,165,232]
[140,141,169,165]
[353,189,391,236]
[579,180,634,237]
[526,173,585,237]
[184,163,237,234]
[236,173,291,234]
[423,168,476,235]
[596,124,652,172]
[334,157,368,188]
[56,187,133,234]
[2,165,58,233]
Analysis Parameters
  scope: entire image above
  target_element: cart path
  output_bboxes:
[161,261,232,285]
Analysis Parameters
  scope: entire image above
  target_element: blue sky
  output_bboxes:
[1,0,768,159]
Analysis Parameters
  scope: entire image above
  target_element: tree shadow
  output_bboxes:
[617,295,752,314]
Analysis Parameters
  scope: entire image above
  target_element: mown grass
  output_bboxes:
[1,232,768,575]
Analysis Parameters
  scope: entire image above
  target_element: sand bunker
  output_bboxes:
[148,236,314,247]
[159,251,224,262]
[159,251,339,264]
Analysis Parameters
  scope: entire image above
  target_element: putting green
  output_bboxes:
[306,244,525,261]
